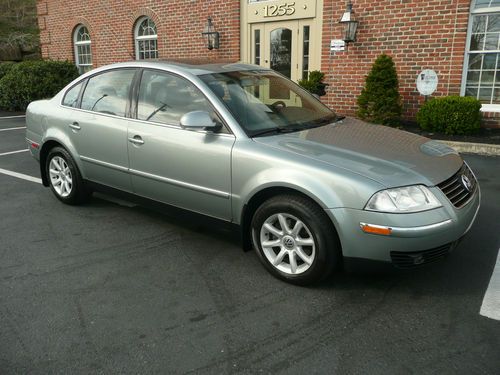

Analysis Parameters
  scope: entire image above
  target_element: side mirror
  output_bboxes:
[180,111,218,131]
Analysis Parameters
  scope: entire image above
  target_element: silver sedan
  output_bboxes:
[26,61,480,285]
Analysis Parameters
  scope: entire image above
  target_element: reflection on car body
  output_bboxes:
[26,61,480,285]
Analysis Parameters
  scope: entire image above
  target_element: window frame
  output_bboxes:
[73,25,93,74]
[59,68,139,120]
[134,16,159,60]
[462,0,500,111]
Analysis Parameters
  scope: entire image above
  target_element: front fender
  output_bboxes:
[231,141,383,224]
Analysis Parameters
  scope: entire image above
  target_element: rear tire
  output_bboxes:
[46,146,91,205]
[251,194,341,285]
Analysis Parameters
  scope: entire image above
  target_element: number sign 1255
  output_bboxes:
[263,2,296,17]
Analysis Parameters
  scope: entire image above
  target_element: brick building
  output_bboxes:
[37,0,500,127]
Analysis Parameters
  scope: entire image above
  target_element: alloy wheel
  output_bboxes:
[49,156,73,198]
[260,213,316,275]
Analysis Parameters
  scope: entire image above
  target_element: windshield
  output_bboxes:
[200,70,337,137]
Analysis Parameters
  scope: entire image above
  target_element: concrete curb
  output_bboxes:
[441,141,500,156]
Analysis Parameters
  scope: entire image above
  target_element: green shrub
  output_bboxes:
[298,70,327,96]
[416,96,482,135]
[0,61,15,81]
[357,54,402,125]
[0,60,79,111]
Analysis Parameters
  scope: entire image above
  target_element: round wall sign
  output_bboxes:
[416,69,438,96]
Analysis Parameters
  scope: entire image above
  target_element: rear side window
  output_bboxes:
[81,69,136,117]
[62,81,85,108]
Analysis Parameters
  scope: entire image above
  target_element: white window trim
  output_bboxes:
[134,16,158,60]
[461,0,500,112]
[473,6,500,14]
[73,25,92,72]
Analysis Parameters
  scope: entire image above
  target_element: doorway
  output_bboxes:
[250,20,316,83]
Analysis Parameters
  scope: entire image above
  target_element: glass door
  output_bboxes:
[251,20,315,83]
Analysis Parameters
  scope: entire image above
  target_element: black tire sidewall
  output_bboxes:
[46,147,84,205]
[251,195,338,285]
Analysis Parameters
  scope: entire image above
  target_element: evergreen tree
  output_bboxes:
[357,54,402,125]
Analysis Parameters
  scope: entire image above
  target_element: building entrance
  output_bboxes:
[250,19,315,82]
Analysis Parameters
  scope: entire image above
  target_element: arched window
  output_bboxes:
[134,17,158,60]
[73,25,92,74]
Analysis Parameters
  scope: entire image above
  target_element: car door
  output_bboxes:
[127,69,235,220]
[70,68,137,191]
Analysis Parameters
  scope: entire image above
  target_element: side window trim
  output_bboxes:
[130,68,144,119]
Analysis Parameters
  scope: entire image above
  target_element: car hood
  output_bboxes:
[253,117,463,187]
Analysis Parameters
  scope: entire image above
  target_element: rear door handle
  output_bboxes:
[128,135,144,145]
[69,122,81,130]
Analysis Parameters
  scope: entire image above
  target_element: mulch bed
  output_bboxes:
[397,122,500,145]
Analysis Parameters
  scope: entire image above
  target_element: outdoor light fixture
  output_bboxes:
[202,17,219,50]
[339,1,358,44]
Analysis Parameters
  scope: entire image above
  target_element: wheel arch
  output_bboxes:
[240,186,341,253]
[39,137,84,187]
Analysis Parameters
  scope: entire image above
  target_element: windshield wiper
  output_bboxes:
[311,115,345,126]
[250,116,346,138]
[250,126,302,138]
[146,102,170,121]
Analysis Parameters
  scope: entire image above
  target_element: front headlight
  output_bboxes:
[365,185,441,213]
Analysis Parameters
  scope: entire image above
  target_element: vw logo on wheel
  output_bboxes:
[283,237,295,249]
[461,174,472,192]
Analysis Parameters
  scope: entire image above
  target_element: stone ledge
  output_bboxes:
[441,141,500,156]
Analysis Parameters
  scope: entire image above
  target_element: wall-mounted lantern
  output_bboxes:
[201,17,220,50]
[339,1,358,45]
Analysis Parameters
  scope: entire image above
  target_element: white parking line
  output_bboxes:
[480,248,500,321]
[0,115,26,119]
[0,149,29,157]
[0,167,42,184]
[0,126,26,132]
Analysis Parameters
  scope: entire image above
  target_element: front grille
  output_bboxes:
[437,163,477,208]
[391,243,453,269]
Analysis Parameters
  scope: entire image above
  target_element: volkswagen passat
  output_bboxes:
[26,61,480,285]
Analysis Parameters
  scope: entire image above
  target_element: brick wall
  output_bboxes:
[321,0,473,123]
[37,0,499,128]
[37,0,240,65]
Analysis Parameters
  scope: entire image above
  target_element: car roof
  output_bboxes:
[89,60,271,76]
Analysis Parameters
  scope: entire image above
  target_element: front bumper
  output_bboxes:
[326,185,481,264]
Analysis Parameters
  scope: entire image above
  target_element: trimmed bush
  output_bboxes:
[0,61,15,81]
[0,60,79,111]
[357,54,402,126]
[298,70,327,96]
[416,96,482,135]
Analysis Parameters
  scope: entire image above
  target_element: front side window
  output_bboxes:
[134,17,158,60]
[464,1,500,105]
[74,25,93,74]
[137,70,212,125]
[81,69,136,117]
[200,70,337,136]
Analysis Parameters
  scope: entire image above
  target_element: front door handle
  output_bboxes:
[128,135,144,145]
[69,122,81,131]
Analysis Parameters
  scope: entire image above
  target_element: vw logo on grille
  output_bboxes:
[461,174,472,192]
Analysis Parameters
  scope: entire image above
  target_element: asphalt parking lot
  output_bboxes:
[1,115,499,374]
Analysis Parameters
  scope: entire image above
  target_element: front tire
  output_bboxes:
[46,147,91,205]
[251,194,341,285]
